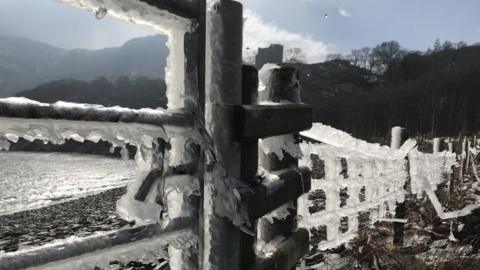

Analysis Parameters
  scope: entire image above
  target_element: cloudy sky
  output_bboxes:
[0,0,479,62]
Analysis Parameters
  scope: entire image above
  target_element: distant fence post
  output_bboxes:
[390,126,408,245]
[433,138,441,153]
[448,139,454,153]
[460,137,467,179]
[466,139,472,172]
[391,126,407,149]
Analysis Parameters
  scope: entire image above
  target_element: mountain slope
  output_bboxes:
[16,76,168,109]
[0,35,168,97]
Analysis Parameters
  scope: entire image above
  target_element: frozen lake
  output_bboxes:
[0,152,135,216]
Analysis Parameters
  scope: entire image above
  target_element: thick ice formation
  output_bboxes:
[299,122,463,251]
[301,123,416,159]
[299,141,407,250]
[409,149,480,219]
[56,0,194,33]
[409,149,456,197]
[0,92,256,256]
[55,0,197,111]
[259,134,302,161]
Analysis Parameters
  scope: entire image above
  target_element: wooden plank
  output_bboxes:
[239,65,260,269]
[233,104,312,141]
[140,0,200,19]
[247,167,311,220]
[241,65,260,184]
[250,229,310,270]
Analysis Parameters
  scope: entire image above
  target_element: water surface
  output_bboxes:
[0,152,135,215]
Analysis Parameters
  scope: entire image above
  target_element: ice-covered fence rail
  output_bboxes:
[0,218,194,270]
[298,140,409,251]
[0,97,205,268]
[0,97,195,151]
[0,97,193,127]
[301,123,416,159]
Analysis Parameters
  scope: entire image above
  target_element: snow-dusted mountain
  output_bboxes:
[0,35,168,97]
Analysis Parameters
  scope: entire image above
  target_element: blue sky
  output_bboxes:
[0,0,479,62]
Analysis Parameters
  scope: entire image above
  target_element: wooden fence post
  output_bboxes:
[391,127,408,245]
[466,139,472,172]
[204,1,244,269]
[433,138,441,153]
[390,127,407,150]
[256,65,303,268]
[391,126,407,149]
[460,137,466,180]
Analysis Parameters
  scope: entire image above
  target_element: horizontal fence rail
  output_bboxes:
[0,98,194,127]
[0,218,194,270]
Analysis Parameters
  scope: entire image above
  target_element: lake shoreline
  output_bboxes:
[0,187,130,253]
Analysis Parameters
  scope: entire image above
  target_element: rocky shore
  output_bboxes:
[0,187,169,269]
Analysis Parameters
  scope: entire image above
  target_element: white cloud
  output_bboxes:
[339,8,351,17]
[243,9,331,63]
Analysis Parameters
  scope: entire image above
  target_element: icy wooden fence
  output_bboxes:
[296,124,459,265]
[0,1,315,269]
[297,125,411,252]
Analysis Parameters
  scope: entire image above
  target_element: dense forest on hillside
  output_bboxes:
[16,76,168,109]
[313,40,480,139]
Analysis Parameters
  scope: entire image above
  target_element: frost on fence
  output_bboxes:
[298,141,408,251]
[408,149,480,220]
[409,149,456,197]
[301,123,416,159]
[0,97,249,268]
[56,0,198,111]
[298,123,464,254]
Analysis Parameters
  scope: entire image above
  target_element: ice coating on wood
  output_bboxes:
[298,139,408,251]
[56,0,194,34]
[407,149,479,220]
[298,124,467,251]
[27,227,194,270]
[390,126,405,149]
[55,1,197,111]
[0,97,252,268]
[0,97,247,222]
[302,123,416,159]
[409,149,456,197]
[259,134,302,160]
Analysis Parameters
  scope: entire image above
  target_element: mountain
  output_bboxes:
[16,76,167,109]
[288,59,381,123]
[0,35,168,97]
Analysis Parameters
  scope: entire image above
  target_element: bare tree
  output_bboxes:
[371,41,406,74]
[348,47,372,69]
[284,47,306,63]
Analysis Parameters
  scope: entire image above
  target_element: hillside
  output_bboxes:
[16,76,168,109]
[288,59,380,122]
[325,45,480,139]
[0,35,168,97]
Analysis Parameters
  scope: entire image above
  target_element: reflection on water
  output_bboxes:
[0,152,135,215]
